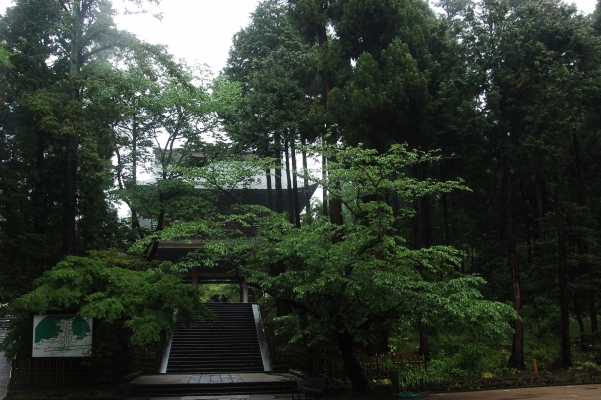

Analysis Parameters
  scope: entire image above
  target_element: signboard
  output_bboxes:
[32,315,92,357]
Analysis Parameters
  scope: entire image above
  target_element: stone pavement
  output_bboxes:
[132,372,295,386]
[0,353,9,400]
[149,396,286,400]
[129,373,295,400]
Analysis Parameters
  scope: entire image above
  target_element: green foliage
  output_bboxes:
[199,284,241,303]
[572,361,601,373]
[331,37,430,151]
[396,363,428,391]
[198,143,515,371]
[128,153,275,265]
[454,343,489,377]
[427,344,508,381]
[105,59,235,233]
[224,0,320,155]
[0,0,178,299]
[0,251,211,359]
[0,48,13,68]
[595,0,601,33]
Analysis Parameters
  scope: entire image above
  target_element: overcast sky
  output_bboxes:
[0,0,597,75]
[111,0,261,74]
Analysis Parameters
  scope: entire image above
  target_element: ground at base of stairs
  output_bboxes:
[130,373,293,386]
[6,390,293,400]
[143,395,291,400]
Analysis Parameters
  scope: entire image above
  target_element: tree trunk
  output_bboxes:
[322,153,328,217]
[265,167,273,211]
[573,296,587,352]
[284,140,294,224]
[329,194,343,243]
[336,330,370,392]
[290,139,301,228]
[572,132,592,337]
[62,132,78,256]
[272,137,289,316]
[412,199,422,249]
[275,136,283,214]
[590,295,598,334]
[327,143,343,242]
[131,116,140,230]
[315,16,331,220]
[533,297,543,338]
[411,166,429,360]
[535,170,545,243]
[316,23,331,105]
[504,156,525,369]
[554,171,572,368]
[442,192,450,246]
[421,194,433,248]
[33,131,47,236]
[519,182,532,264]
[419,321,429,362]
[63,1,83,256]
[301,135,311,218]
[572,132,586,208]
[32,59,53,239]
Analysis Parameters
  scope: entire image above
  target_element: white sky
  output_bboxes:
[0,0,597,74]
[111,0,261,74]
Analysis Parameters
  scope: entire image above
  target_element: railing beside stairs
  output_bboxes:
[252,304,272,372]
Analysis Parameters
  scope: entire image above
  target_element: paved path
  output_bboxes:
[427,384,601,399]
[132,372,295,386]
[143,383,601,400]
[0,322,9,400]
[149,396,285,400]
[0,354,8,400]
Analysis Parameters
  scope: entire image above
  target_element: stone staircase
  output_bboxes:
[166,302,266,374]
[123,303,296,398]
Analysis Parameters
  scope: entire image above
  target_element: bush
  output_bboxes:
[0,252,212,359]
[456,343,489,377]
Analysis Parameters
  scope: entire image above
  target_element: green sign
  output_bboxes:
[32,315,92,357]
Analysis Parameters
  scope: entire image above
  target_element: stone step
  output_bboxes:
[173,329,257,334]
[168,354,263,360]
[124,379,295,397]
[172,336,257,340]
[166,365,265,371]
[170,342,259,347]
[171,341,259,346]
[169,358,262,363]
[167,363,264,368]
[171,340,259,345]
[165,366,266,374]
[170,346,259,351]
[170,349,260,354]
